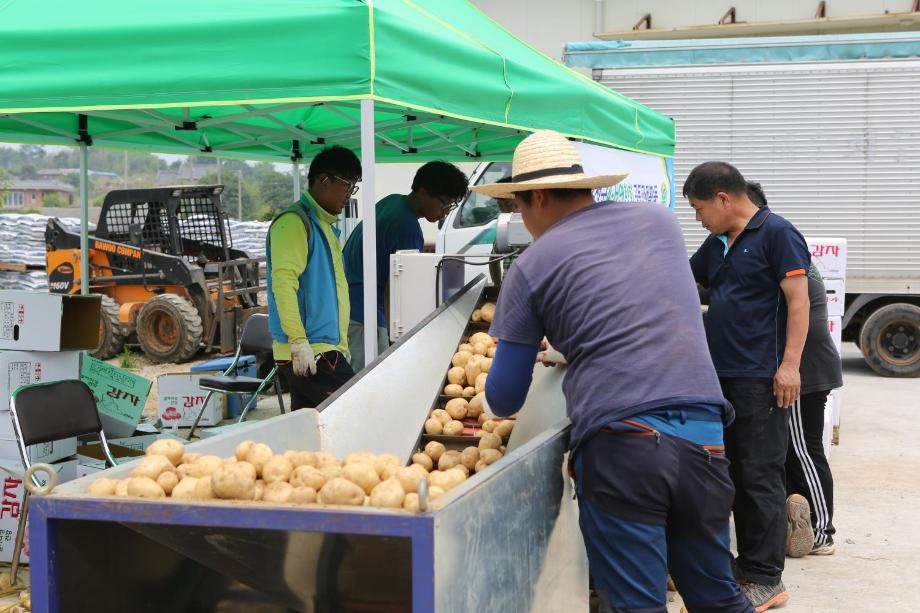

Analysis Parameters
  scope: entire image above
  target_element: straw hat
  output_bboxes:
[470,130,628,198]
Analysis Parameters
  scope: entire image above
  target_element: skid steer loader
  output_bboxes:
[45,186,264,363]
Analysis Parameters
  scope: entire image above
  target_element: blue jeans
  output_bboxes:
[575,418,753,613]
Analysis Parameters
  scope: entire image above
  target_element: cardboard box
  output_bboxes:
[824,278,845,318]
[0,350,82,410]
[0,291,100,351]
[80,356,152,438]
[157,373,226,428]
[806,237,847,280]
[76,442,145,477]
[827,316,843,354]
[0,458,77,563]
[0,435,77,465]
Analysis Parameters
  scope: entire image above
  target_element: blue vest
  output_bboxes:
[266,197,342,347]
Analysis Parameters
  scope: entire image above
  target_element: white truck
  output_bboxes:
[563,32,920,377]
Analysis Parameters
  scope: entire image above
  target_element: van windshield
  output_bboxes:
[454,162,511,228]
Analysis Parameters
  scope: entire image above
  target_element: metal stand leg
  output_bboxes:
[274,377,285,414]
[236,389,261,424]
[186,390,216,441]
[10,491,29,584]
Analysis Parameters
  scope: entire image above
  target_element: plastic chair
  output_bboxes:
[187,314,285,440]
[8,380,117,583]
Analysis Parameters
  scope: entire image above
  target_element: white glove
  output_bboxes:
[291,341,317,376]
[537,341,567,367]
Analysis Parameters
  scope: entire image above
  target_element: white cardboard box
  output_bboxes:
[0,291,100,351]
[0,458,77,563]
[157,373,226,428]
[806,237,847,280]
[0,350,82,410]
[0,435,78,465]
[827,317,843,354]
[824,278,845,318]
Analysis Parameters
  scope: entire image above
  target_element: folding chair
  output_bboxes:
[8,380,118,584]
[187,314,285,440]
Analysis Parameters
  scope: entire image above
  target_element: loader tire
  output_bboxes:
[859,303,920,377]
[137,294,203,363]
[91,295,125,360]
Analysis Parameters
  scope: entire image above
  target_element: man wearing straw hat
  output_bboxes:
[478,131,753,612]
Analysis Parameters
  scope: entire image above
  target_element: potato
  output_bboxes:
[429,485,446,500]
[262,455,294,484]
[131,454,174,480]
[245,443,274,475]
[487,346,496,358]
[452,350,473,368]
[345,451,376,466]
[471,309,482,322]
[234,461,258,481]
[314,451,341,468]
[480,448,503,465]
[469,332,494,347]
[445,398,469,420]
[443,420,464,436]
[458,343,474,353]
[460,447,480,470]
[171,477,199,500]
[464,357,483,386]
[254,479,265,501]
[374,453,402,478]
[189,455,224,478]
[290,486,317,504]
[424,418,443,435]
[380,464,399,481]
[212,462,257,500]
[478,412,488,425]
[479,432,502,450]
[480,302,496,323]
[468,393,484,418]
[318,478,366,506]
[181,452,201,465]
[403,492,421,512]
[194,475,215,500]
[285,450,317,468]
[443,384,464,397]
[482,419,498,433]
[495,420,515,438]
[157,471,179,495]
[87,478,117,496]
[343,462,381,495]
[445,468,468,489]
[262,481,294,503]
[475,372,488,394]
[431,409,451,425]
[474,460,488,473]
[320,465,344,480]
[146,438,185,466]
[500,445,507,455]
[479,357,493,373]
[393,466,424,493]
[369,478,406,508]
[447,366,466,385]
[462,386,476,398]
[427,470,450,490]
[424,441,446,462]
[438,450,462,471]
[234,441,254,461]
[289,465,326,490]
[429,469,465,491]
[412,453,433,471]
[126,477,165,499]
[176,464,192,480]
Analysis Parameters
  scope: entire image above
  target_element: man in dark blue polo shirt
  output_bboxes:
[686,162,810,612]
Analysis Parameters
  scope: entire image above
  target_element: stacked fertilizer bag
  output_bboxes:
[0,214,94,290]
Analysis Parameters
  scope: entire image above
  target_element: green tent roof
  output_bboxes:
[0,0,674,162]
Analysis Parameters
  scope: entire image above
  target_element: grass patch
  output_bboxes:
[118,348,138,369]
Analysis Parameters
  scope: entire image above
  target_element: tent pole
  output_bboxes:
[360,99,378,365]
[79,142,90,296]
[293,161,301,199]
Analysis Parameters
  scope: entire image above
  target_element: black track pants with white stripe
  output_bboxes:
[785,390,836,546]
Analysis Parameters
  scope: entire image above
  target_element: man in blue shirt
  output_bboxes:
[687,162,810,612]
[343,161,468,371]
[476,131,753,613]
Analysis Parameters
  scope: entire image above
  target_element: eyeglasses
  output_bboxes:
[438,194,465,213]
[329,174,360,196]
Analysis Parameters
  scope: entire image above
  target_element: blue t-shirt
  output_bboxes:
[690,206,810,378]
[343,194,424,327]
[488,201,731,450]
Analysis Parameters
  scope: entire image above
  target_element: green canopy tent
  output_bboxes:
[0,0,674,362]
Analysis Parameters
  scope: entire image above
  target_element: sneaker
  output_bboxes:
[810,538,836,556]
[742,581,790,612]
[786,494,815,558]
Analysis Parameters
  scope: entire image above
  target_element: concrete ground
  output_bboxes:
[667,343,919,612]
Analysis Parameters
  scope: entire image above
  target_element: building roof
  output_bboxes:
[37,168,120,178]
[9,179,76,192]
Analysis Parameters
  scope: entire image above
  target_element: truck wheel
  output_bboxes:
[859,303,920,377]
[91,295,125,360]
[136,294,203,363]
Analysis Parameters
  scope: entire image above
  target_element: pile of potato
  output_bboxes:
[443,331,495,397]
[471,301,496,323]
[83,438,503,513]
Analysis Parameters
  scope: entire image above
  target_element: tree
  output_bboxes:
[42,192,68,208]
[0,168,10,204]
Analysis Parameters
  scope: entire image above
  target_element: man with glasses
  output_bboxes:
[266,145,362,409]
[343,160,469,371]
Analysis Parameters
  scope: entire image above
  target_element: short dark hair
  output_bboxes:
[308,145,362,186]
[517,188,592,205]
[411,161,469,201]
[682,161,747,201]
[747,181,768,208]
